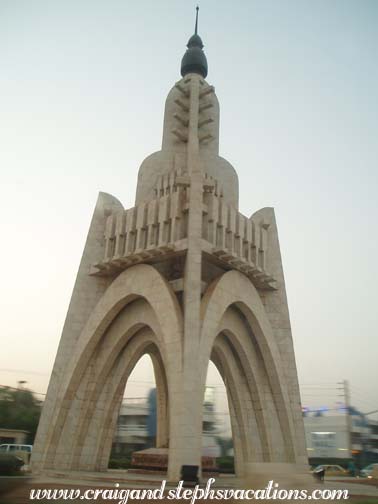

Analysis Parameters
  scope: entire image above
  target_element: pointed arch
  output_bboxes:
[200,270,300,466]
[36,264,183,472]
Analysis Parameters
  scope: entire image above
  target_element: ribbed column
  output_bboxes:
[168,73,205,480]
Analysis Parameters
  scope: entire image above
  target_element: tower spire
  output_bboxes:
[180,6,208,78]
[195,5,199,35]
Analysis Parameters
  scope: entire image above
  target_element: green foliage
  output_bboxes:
[0,453,24,475]
[108,457,131,469]
[0,387,42,444]
[216,456,234,473]
[215,436,233,457]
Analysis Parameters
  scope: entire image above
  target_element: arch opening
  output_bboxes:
[44,295,171,472]
[200,271,300,470]
[209,330,252,477]
[204,360,234,473]
[203,300,293,476]
[108,350,169,470]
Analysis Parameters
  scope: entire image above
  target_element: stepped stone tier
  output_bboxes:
[31,14,308,483]
[130,448,217,475]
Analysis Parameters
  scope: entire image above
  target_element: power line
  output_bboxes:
[0,371,375,415]
[0,368,50,376]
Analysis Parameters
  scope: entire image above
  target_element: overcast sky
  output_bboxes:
[0,0,377,422]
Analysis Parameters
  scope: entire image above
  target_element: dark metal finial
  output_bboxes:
[195,6,199,35]
[181,4,208,78]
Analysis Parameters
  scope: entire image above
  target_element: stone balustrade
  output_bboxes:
[90,185,188,276]
[202,191,276,289]
[91,173,276,290]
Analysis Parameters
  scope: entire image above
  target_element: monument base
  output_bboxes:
[130,448,218,475]
[243,462,317,493]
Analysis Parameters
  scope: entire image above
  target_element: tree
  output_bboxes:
[215,436,233,457]
[0,386,42,444]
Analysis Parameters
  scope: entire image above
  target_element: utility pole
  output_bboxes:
[338,380,353,460]
[364,409,378,416]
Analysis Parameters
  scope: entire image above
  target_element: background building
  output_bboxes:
[112,387,221,460]
[304,406,378,468]
[0,429,28,446]
[369,420,378,463]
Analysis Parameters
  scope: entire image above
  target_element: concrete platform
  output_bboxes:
[130,447,218,475]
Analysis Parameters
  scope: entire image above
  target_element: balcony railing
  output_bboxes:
[90,171,276,290]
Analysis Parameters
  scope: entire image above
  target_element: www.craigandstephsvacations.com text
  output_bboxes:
[29,479,349,503]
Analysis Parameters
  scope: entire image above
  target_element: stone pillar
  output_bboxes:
[167,74,204,481]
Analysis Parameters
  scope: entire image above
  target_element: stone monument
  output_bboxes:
[32,10,308,482]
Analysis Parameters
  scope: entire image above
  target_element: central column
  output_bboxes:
[169,74,205,480]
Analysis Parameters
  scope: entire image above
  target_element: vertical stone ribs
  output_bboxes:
[172,81,190,143]
[171,79,215,145]
[91,168,276,290]
[203,188,276,290]
[198,83,214,144]
[91,170,188,276]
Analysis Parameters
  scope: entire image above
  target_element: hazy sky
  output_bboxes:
[0,0,377,421]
